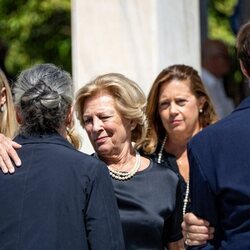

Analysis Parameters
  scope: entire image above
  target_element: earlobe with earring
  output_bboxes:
[0,104,5,112]
[130,121,136,131]
[131,125,136,131]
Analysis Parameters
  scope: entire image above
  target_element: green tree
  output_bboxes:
[208,0,247,103]
[0,0,71,78]
[208,0,238,45]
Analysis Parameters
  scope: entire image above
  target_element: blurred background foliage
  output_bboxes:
[207,0,248,103]
[208,0,238,45]
[0,0,240,78]
[0,0,71,80]
[0,0,247,102]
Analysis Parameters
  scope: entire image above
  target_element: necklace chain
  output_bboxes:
[157,136,167,163]
[183,181,189,216]
[157,136,189,216]
[108,150,141,181]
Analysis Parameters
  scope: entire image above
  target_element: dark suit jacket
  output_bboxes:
[188,97,250,249]
[0,133,124,250]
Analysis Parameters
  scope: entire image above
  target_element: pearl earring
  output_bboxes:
[199,108,203,113]
[131,125,136,131]
[0,104,5,112]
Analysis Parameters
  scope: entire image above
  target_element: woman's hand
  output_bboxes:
[182,212,214,246]
[0,134,21,173]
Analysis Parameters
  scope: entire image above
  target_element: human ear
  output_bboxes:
[198,96,206,111]
[15,106,23,125]
[130,120,137,131]
[239,60,250,79]
[0,87,6,105]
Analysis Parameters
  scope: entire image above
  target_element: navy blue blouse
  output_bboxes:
[112,161,183,250]
[146,147,191,213]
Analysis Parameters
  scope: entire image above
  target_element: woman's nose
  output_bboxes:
[92,117,103,132]
[169,103,178,114]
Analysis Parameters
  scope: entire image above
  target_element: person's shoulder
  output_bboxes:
[233,97,250,114]
[150,161,179,182]
[60,145,108,176]
[147,162,181,193]
[142,151,179,176]
[69,149,106,169]
[64,150,111,185]
[140,150,158,162]
[189,107,243,152]
[196,97,250,140]
[189,120,223,148]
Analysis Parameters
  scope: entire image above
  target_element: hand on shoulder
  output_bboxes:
[0,133,22,174]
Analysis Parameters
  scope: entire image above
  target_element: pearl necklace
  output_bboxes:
[183,181,189,217]
[157,136,189,216]
[157,136,167,163]
[108,150,141,181]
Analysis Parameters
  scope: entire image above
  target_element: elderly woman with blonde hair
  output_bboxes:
[74,73,184,249]
[0,71,185,249]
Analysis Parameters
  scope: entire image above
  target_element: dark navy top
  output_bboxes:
[146,147,189,211]
[112,161,183,250]
[188,97,250,249]
[0,134,124,250]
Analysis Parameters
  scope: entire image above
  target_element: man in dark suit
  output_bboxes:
[185,22,250,249]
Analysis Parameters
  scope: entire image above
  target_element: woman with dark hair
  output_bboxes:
[142,64,217,245]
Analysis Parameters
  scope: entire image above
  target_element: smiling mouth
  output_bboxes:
[95,136,108,143]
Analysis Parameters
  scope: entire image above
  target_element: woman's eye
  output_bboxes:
[83,118,92,125]
[100,116,111,121]
[177,100,186,106]
[159,101,170,108]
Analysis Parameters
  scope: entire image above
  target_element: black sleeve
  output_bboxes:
[188,145,218,250]
[84,161,125,250]
[163,179,183,244]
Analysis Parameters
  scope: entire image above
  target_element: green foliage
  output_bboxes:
[208,0,247,103]
[208,0,238,45]
[0,0,71,76]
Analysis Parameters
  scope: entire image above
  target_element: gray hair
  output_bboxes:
[13,63,74,135]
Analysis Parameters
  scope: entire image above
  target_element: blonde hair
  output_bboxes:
[75,73,148,148]
[143,64,218,154]
[0,69,17,138]
[66,117,81,150]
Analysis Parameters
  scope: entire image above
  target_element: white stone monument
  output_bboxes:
[72,0,200,153]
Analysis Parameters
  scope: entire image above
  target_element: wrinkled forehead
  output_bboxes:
[160,78,192,91]
[82,92,117,114]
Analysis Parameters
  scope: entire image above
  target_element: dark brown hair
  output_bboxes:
[143,64,217,154]
[236,21,250,76]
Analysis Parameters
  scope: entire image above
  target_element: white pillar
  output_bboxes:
[72,0,200,153]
